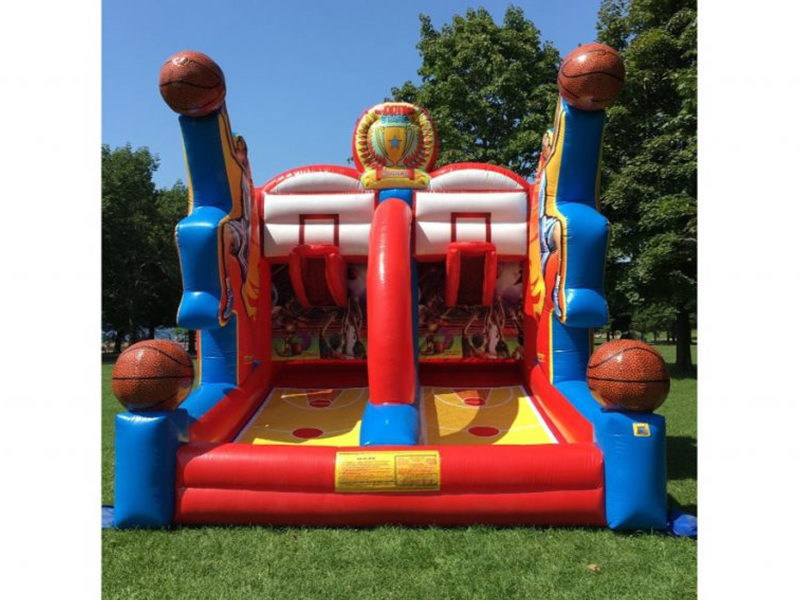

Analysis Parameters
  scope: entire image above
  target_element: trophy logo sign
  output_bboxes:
[352,102,438,189]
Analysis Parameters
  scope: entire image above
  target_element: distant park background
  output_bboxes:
[102,0,696,371]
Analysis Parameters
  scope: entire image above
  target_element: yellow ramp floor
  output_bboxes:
[421,385,558,445]
[235,385,557,446]
[236,387,367,446]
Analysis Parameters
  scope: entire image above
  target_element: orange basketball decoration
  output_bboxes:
[159,50,226,117]
[587,340,669,412]
[557,43,625,111]
[111,340,194,411]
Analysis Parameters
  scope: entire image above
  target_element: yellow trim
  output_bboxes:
[526,127,555,321]
[214,109,257,384]
[182,145,195,213]
[359,168,430,190]
[544,102,569,323]
[541,102,568,382]
[196,330,202,384]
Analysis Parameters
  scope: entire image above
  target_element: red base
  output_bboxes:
[174,443,606,526]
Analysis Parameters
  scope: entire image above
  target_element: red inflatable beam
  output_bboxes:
[189,364,270,443]
[366,199,415,405]
[174,443,606,526]
[176,488,604,527]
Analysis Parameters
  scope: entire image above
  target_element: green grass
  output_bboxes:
[102,344,696,599]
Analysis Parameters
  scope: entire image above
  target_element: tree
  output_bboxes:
[632,303,678,343]
[390,6,561,178]
[145,181,188,336]
[597,0,697,371]
[102,145,188,351]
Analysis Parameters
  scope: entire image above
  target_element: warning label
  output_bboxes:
[334,451,441,493]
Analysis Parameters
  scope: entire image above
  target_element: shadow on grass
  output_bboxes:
[666,434,698,516]
[667,435,696,481]
[668,494,697,515]
[667,364,697,381]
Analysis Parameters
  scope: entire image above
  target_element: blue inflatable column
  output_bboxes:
[173,110,239,422]
[547,101,667,530]
[113,410,189,528]
[597,411,667,530]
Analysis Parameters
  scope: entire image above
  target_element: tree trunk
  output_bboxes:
[114,331,124,354]
[188,330,197,356]
[675,306,692,372]
[606,330,611,342]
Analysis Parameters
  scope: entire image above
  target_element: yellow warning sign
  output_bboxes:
[334,451,440,493]
[633,423,651,437]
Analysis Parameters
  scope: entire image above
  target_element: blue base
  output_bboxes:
[113,410,189,528]
[359,403,419,446]
[558,379,667,530]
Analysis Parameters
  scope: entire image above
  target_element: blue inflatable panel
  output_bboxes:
[551,320,593,384]
[548,100,609,329]
[175,110,235,330]
[557,201,609,328]
[557,380,604,421]
[556,101,605,205]
[198,323,237,384]
[113,410,189,528]
[181,324,238,421]
[562,287,607,328]
[178,112,233,212]
[175,206,228,330]
[360,403,419,446]
[379,189,413,206]
[558,380,667,530]
[180,382,236,423]
[597,411,667,530]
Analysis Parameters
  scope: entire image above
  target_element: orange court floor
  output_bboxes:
[235,385,559,446]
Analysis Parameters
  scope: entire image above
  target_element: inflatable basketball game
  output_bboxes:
[112,44,671,530]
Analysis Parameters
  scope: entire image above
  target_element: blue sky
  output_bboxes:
[103,0,602,188]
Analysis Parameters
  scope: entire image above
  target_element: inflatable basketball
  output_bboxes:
[557,43,624,111]
[111,340,194,411]
[587,340,669,412]
[159,50,226,117]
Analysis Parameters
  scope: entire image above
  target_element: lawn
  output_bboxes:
[102,344,696,599]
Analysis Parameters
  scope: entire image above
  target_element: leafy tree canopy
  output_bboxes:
[392,2,697,370]
[102,144,187,349]
[391,6,561,178]
[597,0,697,369]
